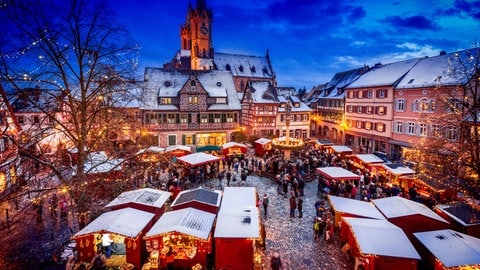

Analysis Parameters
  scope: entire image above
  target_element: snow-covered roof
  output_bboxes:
[214,187,260,238]
[145,207,216,240]
[372,196,449,223]
[105,188,171,209]
[254,138,271,145]
[165,145,191,153]
[343,217,421,259]
[171,187,222,208]
[355,154,384,164]
[347,58,420,88]
[73,207,155,239]
[382,163,415,176]
[136,146,165,155]
[329,145,353,153]
[78,151,123,175]
[177,152,220,166]
[248,81,278,103]
[414,229,480,268]
[328,195,385,220]
[222,142,247,149]
[316,167,360,181]
[214,52,273,78]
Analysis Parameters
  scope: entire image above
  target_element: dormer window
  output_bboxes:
[216,82,222,87]
[225,64,231,71]
[251,66,256,73]
[164,81,171,87]
[239,65,244,72]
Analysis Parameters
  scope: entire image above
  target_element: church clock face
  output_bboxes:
[200,25,208,34]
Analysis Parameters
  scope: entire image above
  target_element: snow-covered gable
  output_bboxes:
[372,196,449,223]
[320,67,367,99]
[277,96,312,113]
[214,187,260,238]
[73,207,155,238]
[105,188,171,209]
[197,71,241,110]
[414,229,480,268]
[214,52,273,79]
[348,58,420,88]
[396,49,478,89]
[249,81,277,103]
[78,151,123,175]
[171,187,222,208]
[145,207,216,240]
[328,195,385,220]
[343,217,421,259]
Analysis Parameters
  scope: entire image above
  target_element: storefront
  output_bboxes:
[214,187,262,270]
[143,207,216,270]
[72,207,156,269]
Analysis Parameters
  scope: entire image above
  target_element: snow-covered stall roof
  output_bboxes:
[214,187,260,238]
[355,154,384,164]
[177,152,220,167]
[372,196,449,223]
[144,207,216,240]
[329,145,353,153]
[382,163,415,176]
[328,195,385,220]
[76,151,123,175]
[343,217,421,259]
[136,146,165,155]
[105,188,171,209]
[222,142,247,149]
[414,229,480,268]
[316,167,360,181]
[347,58,420,88]
[171,187,222,208]
[214,52,274,79]
[255,138,271,145]
[164,145,191,153]
[73,207,155,239]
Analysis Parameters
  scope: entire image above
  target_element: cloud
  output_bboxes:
[383,15,439,30]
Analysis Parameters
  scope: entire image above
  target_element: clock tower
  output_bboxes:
[180,0,214,70]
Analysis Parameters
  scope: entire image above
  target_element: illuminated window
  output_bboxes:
[407,122,415,135]
[188,96,198,104]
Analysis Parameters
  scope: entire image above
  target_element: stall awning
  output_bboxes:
[355,154,384,164]
[145,207,216,240]
[73,207,155,239]
[177,152,220,167]
[106,188,172,209]
[196,145,221,152]
[316,167,360,181]
[329,145,353,153]
[343,217,421,259]
[254,138,271,145]
[382,163,415,176]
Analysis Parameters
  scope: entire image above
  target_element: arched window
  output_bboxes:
[191,80,196,86]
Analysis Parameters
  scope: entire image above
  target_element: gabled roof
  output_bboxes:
[355,154,385,164]
[319,67,368,99]
[343,217,421,259]
[247,81,278,103]
[214,52,273,79]
[414,229,480,268]
[372,196,449,223]
[347,58,420,88]
[171,187,222,208]
[105,188,171,209]
[145,207,216,240]
[73,207,155,239]
[328,195,385,220]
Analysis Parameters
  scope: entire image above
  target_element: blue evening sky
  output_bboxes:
[113,0,480,90]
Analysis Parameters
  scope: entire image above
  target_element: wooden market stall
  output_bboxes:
[136,147,165,162]
[214,187,262,270]
[326,145,353,157]
[435,202,480,238]
[328,195,385,229]
[164,145,192,157]
[341,217,421,270]
[351,154,384,175]
[316,167,361,186]
[177,152,220,168]
[143,207,216,270]
[413,175,457,203]
[414,229,480,270]
[372,196,451,244]
[72,207,156,269]
[105,188,172,220]
[254,138,272,157]
[222,142,247,157]
[380,163,415,184]
[170,187,222,214]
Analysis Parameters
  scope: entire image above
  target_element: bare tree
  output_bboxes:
[413,48,480,194]
[0,0,140,220]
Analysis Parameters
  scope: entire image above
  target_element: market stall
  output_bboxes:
[222,142,247,157]
[177,152,220,168]
[328,195,385,229]
[164,145,192,157]
[414,229,480,270]
[351,154,384,175]
[254,138,272,157]
[435,202,480,238]
[170,187,222,214]
[326,145,353,156]
[105,188,171,220]
[72,207,155,269]
[341,217,421,270]
[214,187,262,270]
[316,167,361,183]
[372,196,450,243]
[143,207,216,270]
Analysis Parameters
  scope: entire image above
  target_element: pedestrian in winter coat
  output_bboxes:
[262,194,269,219]
[226,170,232,186]
[297,197,303,218]
[289,196,296,218]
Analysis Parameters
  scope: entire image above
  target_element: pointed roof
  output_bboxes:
[372,196,449,223]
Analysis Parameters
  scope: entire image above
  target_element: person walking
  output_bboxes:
[270,252,283,270]
[289,195,296,218]
[226,170,232,186]
[262,194,269,219]
[297,196,303,218]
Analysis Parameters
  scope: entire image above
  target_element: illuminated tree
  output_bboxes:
[0,0,140,217]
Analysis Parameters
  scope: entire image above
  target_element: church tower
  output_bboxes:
[180,0,214,70]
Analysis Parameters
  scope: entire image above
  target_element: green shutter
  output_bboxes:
[182,135,185,145]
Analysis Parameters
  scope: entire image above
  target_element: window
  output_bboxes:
[180,114,188,124]
[33,116,40,124]
[200,114,208,123]
[167,114,176,124]
[395,99,405,111]
[216,97,226,104]
[446,126,458,141]
[185,134,194,145]
[394,121,404,133]
[358,91,363,99]
[347,105,353,113]
[168,135,176,146]
[357,106,362,113]
[377,123,385,132]
[160,98,172,104]
[377,89,387,98]
[365,122,372,130]
[226,113,234,123]
[214,113,221,123]
[190,81,196,86]
[356,121,362,128]
[366,106,372,114]
[377,106,386,115]
[367,90,372,98]
[407,122,415,135]
[431,124,441,137]
[17,116,24,125]
[418,123,427,136]
[188,96,198,104]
